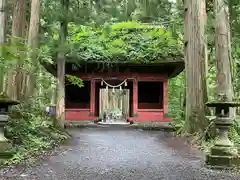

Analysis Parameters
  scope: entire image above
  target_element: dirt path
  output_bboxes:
[1,127,240,180]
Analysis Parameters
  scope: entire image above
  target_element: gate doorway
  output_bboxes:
[99,88,130,123]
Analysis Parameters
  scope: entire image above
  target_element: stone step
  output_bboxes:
[98,121,130,125]
[97,120,131,128]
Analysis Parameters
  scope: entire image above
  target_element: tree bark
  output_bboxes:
[11,0,26,38]
[0,0,6,93]
[51,77,57,105]
[7,0,27,101]
[27,0,40,99]
[215,0,233,103]
[0,0,6,47]
[184,0,208,134]
[56,0,69,128]
[56,54,65,128]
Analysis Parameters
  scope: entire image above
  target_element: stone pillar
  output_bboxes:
[0,115,12,160]
[0,96,19,161]
[205,94,240,169]
[132,80,138,117]
[90,79,96,116]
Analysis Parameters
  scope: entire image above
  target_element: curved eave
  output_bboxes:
[169,65,185,78]
[42,58,185,78]
[166,60,185,78]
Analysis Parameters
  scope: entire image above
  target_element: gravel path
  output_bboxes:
[1,127,240,180]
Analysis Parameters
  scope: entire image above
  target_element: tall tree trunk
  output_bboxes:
[56,0,69,128]
[11,0,26,38]
[184,0,208,134]
[215,1,233,102]
[27,0,40,99]
[7,0,26,101]
[51,77,57,105]
[0,0,5,44]
[0,0,6,93]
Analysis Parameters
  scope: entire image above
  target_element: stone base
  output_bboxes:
[0,141,14,160]
[211,146,238,156]
[205,154,240,169]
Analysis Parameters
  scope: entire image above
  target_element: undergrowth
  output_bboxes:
[3,103,70,165]
[170,115,240,153]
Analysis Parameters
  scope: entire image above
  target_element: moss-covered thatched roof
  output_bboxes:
[64,21,183,64]
[43,21,184,78]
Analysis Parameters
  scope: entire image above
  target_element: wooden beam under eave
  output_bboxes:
[40,60,57,77]
[168,64,185,78]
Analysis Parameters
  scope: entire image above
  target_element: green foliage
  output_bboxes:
[168,72,185,133]
[229,120,240,147]
[0,40,27,70]
[66,74,84,87]
[4,103,70,165]
[66,21,182,64]
[42,0,175,27]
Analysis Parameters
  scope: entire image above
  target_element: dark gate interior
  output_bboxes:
[138,81,163,110]
[95,80,133,117]
[65,80,91,109]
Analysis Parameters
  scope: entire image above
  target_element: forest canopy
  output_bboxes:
[60,21,183,64]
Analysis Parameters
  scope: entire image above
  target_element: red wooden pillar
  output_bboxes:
[90,79,96,116]
[133,79,138,116]
[163,78,168,114]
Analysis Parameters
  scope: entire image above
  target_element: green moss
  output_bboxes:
[0,93,19,105]
[66,21,183,64]
[0,93,9,101]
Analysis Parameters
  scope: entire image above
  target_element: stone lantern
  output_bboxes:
[0,94,19,159]
[205,94,240,169]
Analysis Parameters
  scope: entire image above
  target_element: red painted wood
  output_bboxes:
[137,108,163,112]
[135,110,171,122]
[65,72,171,122]
[163,79,168,114]
[95,83,100,116]
[133,80,138,116]
[90,79,96,115]
[65,109,97,120]
[138,103,162,109]
[71,72,167,81]
[66,103,90,109]
[137,111,163,121]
